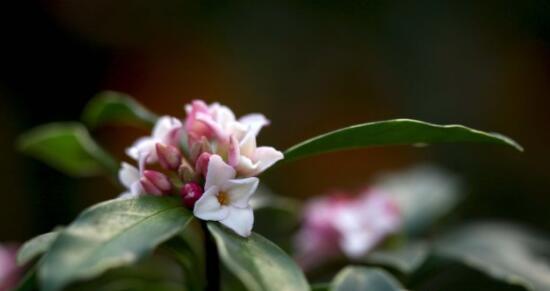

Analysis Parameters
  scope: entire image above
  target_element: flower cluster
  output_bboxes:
[118,100,284,237]
[294,189,401,270]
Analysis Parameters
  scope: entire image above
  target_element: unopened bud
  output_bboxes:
[143,170,172,193]
[140,177,163,196]
[180,182,204,208]
[156,143,182,171]
[190,137,212,161]
[178,164,197,182]
[195,152,211,177]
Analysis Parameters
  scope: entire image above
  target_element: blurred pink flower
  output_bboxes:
[295,189,401,270]
[0,244,21,291]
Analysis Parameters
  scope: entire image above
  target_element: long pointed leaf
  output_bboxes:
[207,223,309,291]
[284,119,522,161]
[17,122,118,177]
[82,91,157,129]
[39,197,192,291]
[17,231,60,266]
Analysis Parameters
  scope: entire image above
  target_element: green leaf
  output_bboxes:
[66,255,186,291]
[435,222,550,291]
[310,283,330,291]
[374,165,461,235]
[162,220,206,291]
[14,265,38,291]
[330,266,404,291]
[17,122,118,177]
[284,119,522,161]
[363,241,429,275]
[17,231,60,266]
[82,91,157,129]
[39,197,193,291]
[207,223,310,291]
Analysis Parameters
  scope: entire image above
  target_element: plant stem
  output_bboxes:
[202,222,220,291]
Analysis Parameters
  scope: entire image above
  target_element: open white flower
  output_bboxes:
[230,130,284,177]
[193,155,259,237]
[117,162,143,199]
[126,116,182,166]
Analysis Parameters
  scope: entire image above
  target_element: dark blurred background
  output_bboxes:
[1,0,549,242]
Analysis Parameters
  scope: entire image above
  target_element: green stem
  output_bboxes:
[202,222,220,291]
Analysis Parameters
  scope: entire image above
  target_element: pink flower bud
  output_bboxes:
[156,143,182,171]
[140,177,163,196]
[141,170,172,195]
[180,182,204,208]
[195,152,211,177]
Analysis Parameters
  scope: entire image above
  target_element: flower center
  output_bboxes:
[217,191,230,205]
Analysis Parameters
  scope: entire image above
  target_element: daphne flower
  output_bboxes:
[126,116,183,166]
[186,100,269,144]
[185,100,282,176]
[295,190,401,270]
[333,190,401,257]
[118,162,143,199]
[230,131,284,177]
[0,244,21,291]
[193,155,259,237]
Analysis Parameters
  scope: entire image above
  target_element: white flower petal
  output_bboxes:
[236,156,259,177]
[239,130,257,157]
[340,230,381,258]
[193,187,229,220]
[238,114,270,136]
[118,162,140,189]
[226,177,259,208]
[220,207,254,237]
[253,147,284,174]
[211,104,236,128]
[130,182,143,196]
[153,116,182,140]
[205,155,236,190]
[117,192,136,200]
[126,137,156,161]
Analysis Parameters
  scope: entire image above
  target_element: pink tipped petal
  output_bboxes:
[238,114,270,136]
[225,177,259,208]
[205,155,236,190]
[193,187,229,220]
[196,112,227,141]
[253,146,284,174]
[153,116,183,141]
[195,152,212,177]
[143,170,172,192]
[156,143,182,171]
[118,163,140,189]
[228,136,240,167]
[220,207,254,237]
[185,100,209,114]
[140,177,163,196]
